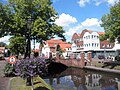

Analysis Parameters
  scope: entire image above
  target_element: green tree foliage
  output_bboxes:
[0,2,11,37]
[0,0,65,57]
[56,44,64,56]
[101,1,120,43]
[6,0,65,41]
[9,36,26,56]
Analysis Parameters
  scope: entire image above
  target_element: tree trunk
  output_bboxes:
[26,77,32,86]
[24,38,31,59]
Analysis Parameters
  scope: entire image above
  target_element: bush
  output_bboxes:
[14,58,48,87]
[14,57,48,78]
[4,63,15,77]
[4,57,48,78]
[115,56,120,61]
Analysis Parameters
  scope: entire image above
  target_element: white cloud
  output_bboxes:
[65,18,103,36]
[65,25,83,36]
[55,13,77,27]
[0,36,11,45]
[77,0,119,7]
[77,0,90,7]
[107,0,119,6]
[81,18,101,27]
[95,1,102,6]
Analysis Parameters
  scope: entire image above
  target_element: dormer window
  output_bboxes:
[97,36,99,39]
[54,44,57,47]
[102,44,105,48]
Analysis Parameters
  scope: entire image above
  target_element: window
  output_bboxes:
[97,44,99,47]
[89,43,90,47]
[102,44,105,48]
[54,44,57,46]
[92,43,94,47]
[109,44,111,47]
[95,43,96,47]
[88,36,90,39]
[97,36,99,39]
[91,35,93,39]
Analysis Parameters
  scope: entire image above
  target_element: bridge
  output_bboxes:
[54,52,92,68]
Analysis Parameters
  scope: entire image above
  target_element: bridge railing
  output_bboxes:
[55,52,92,68]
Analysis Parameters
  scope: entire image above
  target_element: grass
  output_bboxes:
[10,76,54,90]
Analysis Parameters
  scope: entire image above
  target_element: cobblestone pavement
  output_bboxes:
[0,60,10,90]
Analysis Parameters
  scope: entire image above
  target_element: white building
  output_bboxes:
[71,29,120,58]
[41,39,71,59]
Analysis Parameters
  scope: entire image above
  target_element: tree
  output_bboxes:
[101,1,120,43]
[0,0,65,58]
[56,44,64,57]
[9,36,26,56]
[0,2,12,38]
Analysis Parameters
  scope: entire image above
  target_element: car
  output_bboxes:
[98,55,105,59]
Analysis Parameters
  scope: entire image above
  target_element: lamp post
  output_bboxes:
[103,45,106,60]
[25,17,33,58]
[33,36,36,50]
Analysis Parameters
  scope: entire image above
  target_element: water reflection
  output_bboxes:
[44,68,120,90]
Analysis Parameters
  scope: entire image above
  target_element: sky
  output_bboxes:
[0,0,119,47]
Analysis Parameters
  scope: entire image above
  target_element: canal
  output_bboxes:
[44,67,120,90]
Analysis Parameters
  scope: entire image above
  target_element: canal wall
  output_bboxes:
[84,66,120,74]
[55,52,120,75]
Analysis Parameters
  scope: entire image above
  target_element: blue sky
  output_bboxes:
[0,0,119,45]
[52,0,119,42]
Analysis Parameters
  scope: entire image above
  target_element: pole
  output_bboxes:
[34,38,35,50]
[104,46,106,60]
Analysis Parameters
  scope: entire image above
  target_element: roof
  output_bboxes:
[72,29,105,40]
[71,33,79,41]
[100,40,114,49]
[97,32,105,35]
[59,43,71,51]
[74,29,93,39]
[46,39,71,51]
[78,34,82,38]
[46,39,66,48]
[47,39,66,44]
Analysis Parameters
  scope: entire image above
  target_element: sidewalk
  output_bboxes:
[84,65,120,74]
[0,77,10,90]
[0,61,10,90]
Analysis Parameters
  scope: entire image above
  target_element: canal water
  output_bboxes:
[44,67,120,90]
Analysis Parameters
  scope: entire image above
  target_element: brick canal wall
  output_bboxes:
[56,52,92,68]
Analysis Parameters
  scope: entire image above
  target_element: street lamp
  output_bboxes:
[25,17,33,58]
[103,44,106,59]
[33,36,36,50]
